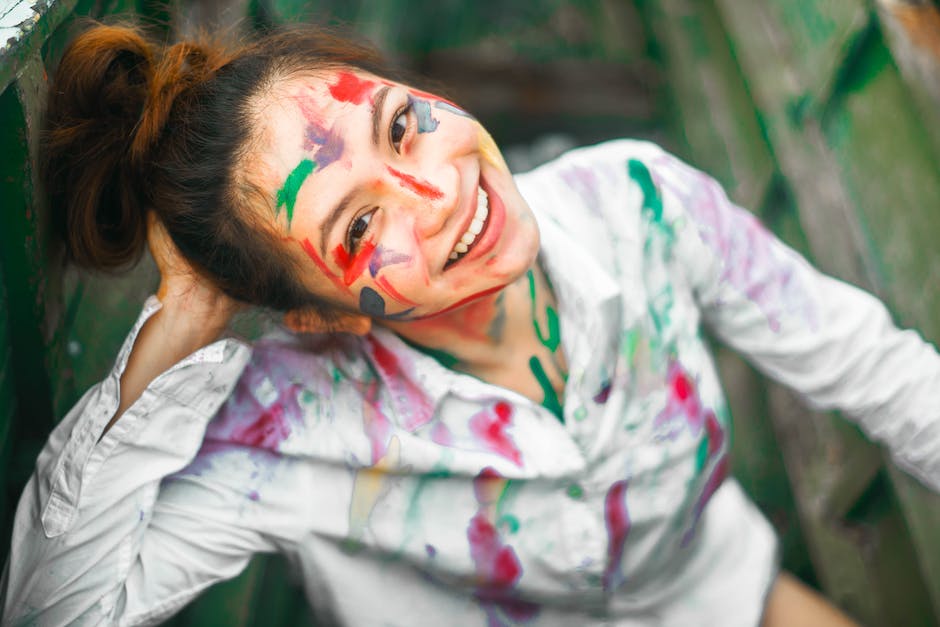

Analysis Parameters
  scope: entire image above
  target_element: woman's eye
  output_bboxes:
[390,104,411,152]
[347,210,374,251]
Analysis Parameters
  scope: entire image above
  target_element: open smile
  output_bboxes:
[444,175,500,270]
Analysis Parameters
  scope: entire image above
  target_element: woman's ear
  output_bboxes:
[284,308,372,336]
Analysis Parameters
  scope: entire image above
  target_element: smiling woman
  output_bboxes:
[2,18,939,627]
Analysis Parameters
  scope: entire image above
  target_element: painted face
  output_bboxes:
[253,69,540,320]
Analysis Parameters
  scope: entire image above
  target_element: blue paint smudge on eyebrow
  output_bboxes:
[409,95,440,133]
[304,121,344,169]
[434,100,474,120]
[369,246,412,277]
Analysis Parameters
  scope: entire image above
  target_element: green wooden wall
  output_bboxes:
[2,0,939,625]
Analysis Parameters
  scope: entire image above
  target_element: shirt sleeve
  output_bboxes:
[641,148,940,493]
[1,297,269,626]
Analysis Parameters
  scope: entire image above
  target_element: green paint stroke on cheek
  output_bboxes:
[529,356,564,422]
[627,159,662,223]
[276,158,316,229]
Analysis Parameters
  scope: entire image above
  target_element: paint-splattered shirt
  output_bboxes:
[6,141,940,626]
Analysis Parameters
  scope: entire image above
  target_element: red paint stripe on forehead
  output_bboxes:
[386,166,444,200]
[328,71,376,104]
[300,238,347,292]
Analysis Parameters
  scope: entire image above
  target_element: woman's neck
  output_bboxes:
[383,258,568,418]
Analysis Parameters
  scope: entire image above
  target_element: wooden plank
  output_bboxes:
[0,68,57,441]
[714,0,882,291]
[644,0,775,210]
[821,27,940,618]
[0,0,80,92]
[0,257,18,570]
[874,0,940,197]
[762,0,871,111]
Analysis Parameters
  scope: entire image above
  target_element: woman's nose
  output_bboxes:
[384,164,457,238]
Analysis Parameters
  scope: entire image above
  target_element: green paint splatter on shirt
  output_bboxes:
[529,356,564,421]
[628,159,662,222]
[275,158,316,229]
[498,514,520,534]
[567,483,584,499]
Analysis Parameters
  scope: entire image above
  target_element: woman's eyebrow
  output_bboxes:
[320,188,357,257]
[371,85,391,146]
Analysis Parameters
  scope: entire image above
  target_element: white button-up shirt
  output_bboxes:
[4,140,940,626]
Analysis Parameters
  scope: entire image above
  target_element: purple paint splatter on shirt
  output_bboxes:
[560,165,603,216]
[651,153,820,332]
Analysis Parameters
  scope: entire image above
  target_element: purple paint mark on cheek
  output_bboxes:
[248,490,260,501]
[304,121,344,169]
[368,245,412,277]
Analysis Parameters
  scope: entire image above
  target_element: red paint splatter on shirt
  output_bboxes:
[365,336,435,431]
[683,455,730,546]
[469,402,522,467]
[328,71,376,104]
[231,402,293,449]
[602,480,630,591]
[468,514,523,587]
[655,360,706,437]
[468,468,540,624]
[386,166,444,200]
[704,410,724,457]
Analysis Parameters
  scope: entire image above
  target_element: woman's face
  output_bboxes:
[253,69,540,320]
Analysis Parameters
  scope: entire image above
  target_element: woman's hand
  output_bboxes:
[102,215,242,437]
[148,213,241,337]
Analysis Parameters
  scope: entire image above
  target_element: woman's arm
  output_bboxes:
[1,219,270,625]
[646,149,940,492]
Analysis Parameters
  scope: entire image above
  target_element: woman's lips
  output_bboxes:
[445,175,503,270]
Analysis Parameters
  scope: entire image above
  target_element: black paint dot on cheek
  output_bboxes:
[359,287,386,317]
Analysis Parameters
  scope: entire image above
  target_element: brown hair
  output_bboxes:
[44,21,390,314]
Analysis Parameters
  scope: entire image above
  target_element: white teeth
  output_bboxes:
[448,185,490,264]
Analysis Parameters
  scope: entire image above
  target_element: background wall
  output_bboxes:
[2,0,939,624]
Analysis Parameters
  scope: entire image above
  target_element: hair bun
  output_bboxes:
[43,24,161,270]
